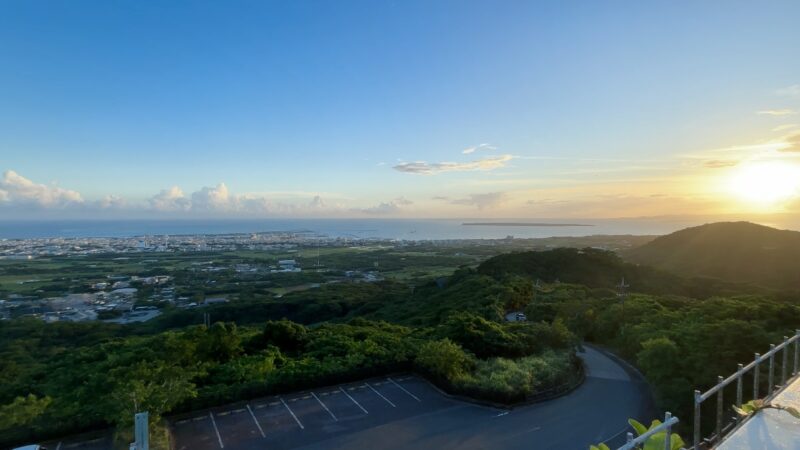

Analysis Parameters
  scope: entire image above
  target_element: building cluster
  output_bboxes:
[0,231,400,258]
[0,274,176,324]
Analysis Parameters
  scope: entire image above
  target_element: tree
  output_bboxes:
[262,319,308,352]
[200,322,243,362]
[637,337,680,384]
[416,338,472,381]
[109,361,197,428]
[0,394,51,430]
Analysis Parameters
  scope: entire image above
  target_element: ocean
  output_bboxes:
[0,217,773,240]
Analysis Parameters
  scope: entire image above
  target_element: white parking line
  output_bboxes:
[209,412,224,448]
[55,442,62,450]
[247,404,266,438]
[388,377,421,402]
[311,392,338,421]
[366,382,396,407]
[280,397,305,429]
[339,386,369,414]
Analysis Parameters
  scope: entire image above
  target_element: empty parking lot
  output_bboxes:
[41,433,113,450]
[170,347,652,450]
[171,375,460,450]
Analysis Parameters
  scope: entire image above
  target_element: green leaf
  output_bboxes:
[670,433,686,450]
[629,418,648,436]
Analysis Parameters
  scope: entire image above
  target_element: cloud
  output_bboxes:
[773,124,798,132]
[757,109,797,116]
[308,195,327,209]
[450,192,508,210]
[393,155,513,175]
[525,198,567,206]
[462,143,497,155]
[703,159,740,169]
[431,196,450,201]
[778,132,800,152]
[191,183,233,210]
[777,85,800,97]
[0,170,83,208]
[96,195,126,209]
[149,186,191,211]
[359,197,413,214]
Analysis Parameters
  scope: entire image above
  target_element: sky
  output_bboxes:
[2,0,800,220]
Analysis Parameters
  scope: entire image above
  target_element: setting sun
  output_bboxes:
[727,161,800,205]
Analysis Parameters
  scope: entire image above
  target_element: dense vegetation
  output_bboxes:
[478,247,762,298]
[625,221,800,290]
[4,226,799,447]
[476,247,800,433]
[0,268,578,448]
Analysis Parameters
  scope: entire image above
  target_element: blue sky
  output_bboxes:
[2,0,800,219]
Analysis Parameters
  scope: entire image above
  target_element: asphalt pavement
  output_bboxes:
[169,345,653,450]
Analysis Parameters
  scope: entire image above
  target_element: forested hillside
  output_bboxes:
[625,221,800,290]
[477,247,755,297]
[0,272,578,448]
[477,247,800,430]
[3,238,800,447]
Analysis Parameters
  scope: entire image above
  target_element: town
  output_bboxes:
[0,232,651,325]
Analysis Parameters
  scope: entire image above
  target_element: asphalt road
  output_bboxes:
[39,433,113,450]
[170,345,653,450]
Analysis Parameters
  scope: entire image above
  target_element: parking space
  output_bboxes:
[41,434,112,450]
[170,374,454,450]
[172,414,223,450]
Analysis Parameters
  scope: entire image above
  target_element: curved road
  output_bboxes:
[297,346,653,450]
[42,346,651,450]
[163,345,654,450]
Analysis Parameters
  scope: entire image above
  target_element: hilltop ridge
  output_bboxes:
[624,221,800,290]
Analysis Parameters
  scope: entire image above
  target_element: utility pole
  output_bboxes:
[617,277,629,335]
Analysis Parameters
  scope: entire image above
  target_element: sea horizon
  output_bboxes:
[2,216,798,241]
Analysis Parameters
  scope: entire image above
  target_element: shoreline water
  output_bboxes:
[0,217,756,241]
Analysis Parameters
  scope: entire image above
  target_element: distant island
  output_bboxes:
[462,222,594,227]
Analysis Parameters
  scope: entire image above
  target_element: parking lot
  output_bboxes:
[33,347,647,450]
[171,374,461,450]
[41,433,113,450]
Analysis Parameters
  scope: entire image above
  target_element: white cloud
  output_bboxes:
[149,184,341,216]
[149,186,191,211]
[777,85,800,97]
[773,124,798,132]
[451,192,508,210]
[309,195,327,210]
[757,109,797,116]
[191,183,232,210]
[0,170,83,208]
[393,155,513,175]
[462,143,497,154]
[359,197,413,214]
[96,195,126,209]
[703,159,740,169]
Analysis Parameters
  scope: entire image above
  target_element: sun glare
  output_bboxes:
[727,161,800,205]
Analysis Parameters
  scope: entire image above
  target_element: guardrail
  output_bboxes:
[691,330,800,449]
[618,412,680,450]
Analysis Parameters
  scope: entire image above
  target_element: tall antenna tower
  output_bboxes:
[617,277,629,334]
[616,277,629,299]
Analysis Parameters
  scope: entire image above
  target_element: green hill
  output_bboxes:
[624,221,800,290]
[476,247,745,297]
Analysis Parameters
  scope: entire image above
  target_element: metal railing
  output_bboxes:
[619,412,680,450]
[691,330,800,449]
